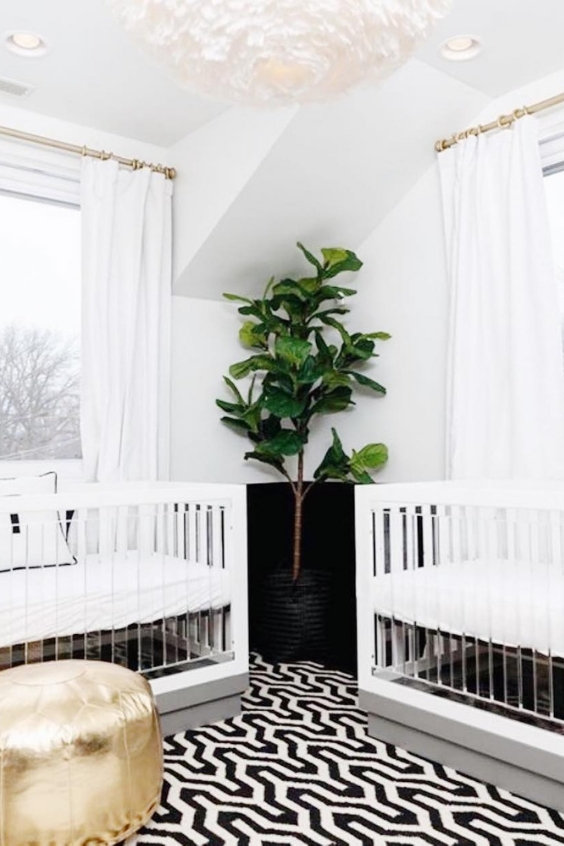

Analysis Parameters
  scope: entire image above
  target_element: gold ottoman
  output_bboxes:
[0,660,163,846]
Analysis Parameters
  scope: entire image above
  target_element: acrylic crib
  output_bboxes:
[0,481,248,735]
[356,480,564,811]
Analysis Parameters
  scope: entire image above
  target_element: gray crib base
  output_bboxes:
[360,688,564,812]
[155,671,249,736]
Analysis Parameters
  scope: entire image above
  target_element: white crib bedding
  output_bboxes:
[372,559,564,656]
[0,552,230,649]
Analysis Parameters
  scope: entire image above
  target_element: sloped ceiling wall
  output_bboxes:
[169,0,564,302]
[175,60,489,299]
[173,59,487,300]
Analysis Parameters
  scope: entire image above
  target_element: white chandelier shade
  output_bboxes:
[108,0,452,106]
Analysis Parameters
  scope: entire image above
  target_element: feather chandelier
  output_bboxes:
[108,0,452,106]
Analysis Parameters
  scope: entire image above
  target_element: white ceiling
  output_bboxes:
[418,0,564,98]
[0,0,227,146]
[0,1,563,148]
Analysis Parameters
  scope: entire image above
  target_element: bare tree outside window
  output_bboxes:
[0,324,81,460]
[0,191,81,465]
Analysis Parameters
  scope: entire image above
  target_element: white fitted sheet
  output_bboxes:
[0,552,230,648]
[372,559,564,656]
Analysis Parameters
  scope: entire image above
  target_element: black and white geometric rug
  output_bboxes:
[133,656,564,845]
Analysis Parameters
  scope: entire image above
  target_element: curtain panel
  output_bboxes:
[80,158,172,482]
[439,116,564,480]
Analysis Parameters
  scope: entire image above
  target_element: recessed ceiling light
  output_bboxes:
[440,35,482,62]
[4,31,48,57]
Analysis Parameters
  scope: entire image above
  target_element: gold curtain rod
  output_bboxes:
[0,122,176,179]
[435,90,564,153]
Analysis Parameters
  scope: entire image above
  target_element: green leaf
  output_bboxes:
[319,315,351,344]
[275,336,312,367]
[296,276,321,295]
[244,451,285,474]
[349,338,375,361]
[220,417,251,434]
[314,330,334,363]
[349,466,374,484]
[247,375,257,405]
[314,428,350,481]
[263,387,307,418]
[321,248,349,267]
[223,376,244,405]
[216,398,243,414]
[314,308,350,321]
[239,321,267,349]
[272,279,308,301]
[322,371,351,388]
[259,415,282,439]
[366,331,391,341]
[312,386,353,414]
[223,292,252,304]
[270,293,307,320]
[297,356,323,386]
[354,444,388,467]
[256,430,304,457]
[316,286,357,303]
[321,248,363,279]
[353,443,389,469]
[229,355,274,380]
[347,371,386,394]
[297,242,322,273]
[241,404,262,434]
[238,305,263,318]
[263,370,294,394]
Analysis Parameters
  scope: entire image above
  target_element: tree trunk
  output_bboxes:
[292,451,304,582]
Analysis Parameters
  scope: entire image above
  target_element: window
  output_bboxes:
[0,191,81,463]
[544,169,564,301]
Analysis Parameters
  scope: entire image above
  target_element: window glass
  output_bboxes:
[0,192,81,461]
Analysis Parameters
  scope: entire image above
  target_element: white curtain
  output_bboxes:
[80,158,172,482]
[439,116,564,480]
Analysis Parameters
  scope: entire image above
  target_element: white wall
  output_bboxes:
[170,296,280,483]
[170,105,297,290]
[326,165,450,483]
[169,163,451,486]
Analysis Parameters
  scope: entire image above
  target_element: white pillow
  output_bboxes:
[0,472,75,571]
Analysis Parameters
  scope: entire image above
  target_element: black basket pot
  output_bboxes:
[256,569,332,664]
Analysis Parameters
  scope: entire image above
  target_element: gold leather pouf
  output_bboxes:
[0,660,163,846]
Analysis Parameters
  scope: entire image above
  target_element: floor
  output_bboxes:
[131,656,564,845]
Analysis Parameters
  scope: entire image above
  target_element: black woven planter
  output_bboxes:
[256,569,332,664]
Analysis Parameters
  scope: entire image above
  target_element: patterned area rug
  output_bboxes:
[132,656,564,845]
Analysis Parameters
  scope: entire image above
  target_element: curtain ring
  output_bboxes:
[497,114,513,129]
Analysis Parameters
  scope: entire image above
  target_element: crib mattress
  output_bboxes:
[372,559,564,656]
[0,553,230,649]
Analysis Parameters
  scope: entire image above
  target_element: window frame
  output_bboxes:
[0,187,82,481]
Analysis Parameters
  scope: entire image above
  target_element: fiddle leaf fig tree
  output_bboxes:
[217,243,389,582]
